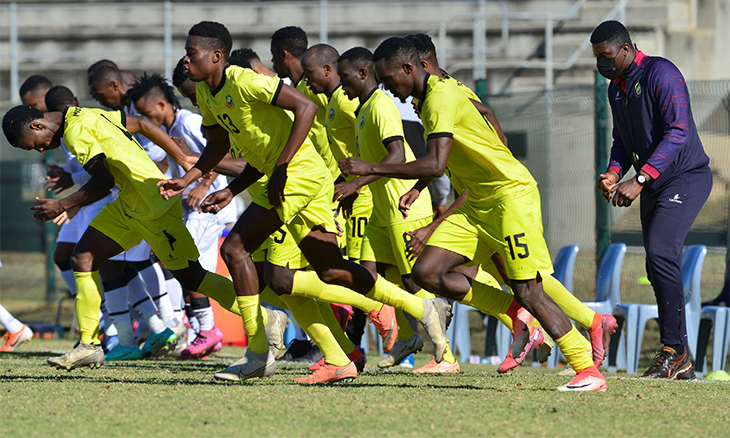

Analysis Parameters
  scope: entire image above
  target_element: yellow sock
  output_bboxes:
[442,342,456,364]
[291,270,381,312]
[414,288,437,300]
[395,309,415,341]
[236,295,268,354]
[542,274,595,330]
[317,301,355,355]
[282,295,350,366]
[260,286,289,310]
[366,275,424,319]
[74,271,102,345]
[460,275,513,318]
[197,271,240,316]
[554,325,593,372]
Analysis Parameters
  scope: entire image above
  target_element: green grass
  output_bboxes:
[1,340,729,438]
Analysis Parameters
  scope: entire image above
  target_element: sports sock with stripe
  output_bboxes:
[291,270,381,313]
[0,303,23,334]
[74,271,103,345]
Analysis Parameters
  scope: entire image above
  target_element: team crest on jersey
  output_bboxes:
[328,108,335,120]
[634,82,642,98]
[359,116,365,128]
[225,94,234,108]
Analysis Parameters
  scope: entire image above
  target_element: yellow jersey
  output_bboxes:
[418,74,536,209]
[62,107,175,221]
[355,88,432,226]
[196,65,315,176]
[295,76,339,178]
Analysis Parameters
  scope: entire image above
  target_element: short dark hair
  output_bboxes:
[128,73,180,109]
[305,44,339,66]
[271,26,308,58]
[2,105,45,148]
[87,59,118,76]
[231,48,260,62]
[89,65,122,86]
[338,47,373,70]
[590,20,632,48]
[188,21,233,60]
[45,86,76,112]
[373,37,419,64]
[172,57,188,87]
[19,75,52,98]
[404,33,437,63]
[228,55,253,69]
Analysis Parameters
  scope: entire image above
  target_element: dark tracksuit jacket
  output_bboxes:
[606,50,712,348]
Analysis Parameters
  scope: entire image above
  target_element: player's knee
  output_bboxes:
[70,252,93,272]
[263,265,293,295]
[411,260,440,292]
[220,238,244,266]
[317,267,346,286]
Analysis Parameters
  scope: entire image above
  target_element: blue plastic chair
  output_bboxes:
[613,245,706,375]
[550,243,627,369]
[696,306,730,375]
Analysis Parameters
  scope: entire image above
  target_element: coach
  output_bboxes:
[591,21,712,379]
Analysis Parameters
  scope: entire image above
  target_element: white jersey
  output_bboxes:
[60,141,90,186]
[381,86,420,123]
[165,109,236,225]
[124,102,167,163]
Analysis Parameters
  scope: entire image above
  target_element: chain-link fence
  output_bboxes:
[488,79,730,304]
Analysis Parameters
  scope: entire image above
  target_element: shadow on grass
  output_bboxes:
[0,352,61,360]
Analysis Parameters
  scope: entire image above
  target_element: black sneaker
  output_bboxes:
[641,346,696,380]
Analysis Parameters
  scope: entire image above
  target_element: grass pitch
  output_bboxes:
[1,340,728,437]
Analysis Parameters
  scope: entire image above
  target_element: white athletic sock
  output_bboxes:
[127,276,166,334]
[194,307,215,332]
[99,298,117,337]
[165,277,185,323]
[103,287,135,348]
[138,263,179,328]
[0,303,24,333]
[60,269,77,296]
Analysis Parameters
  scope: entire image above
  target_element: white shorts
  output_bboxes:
[59,193,151,262]
[186,218,226,272]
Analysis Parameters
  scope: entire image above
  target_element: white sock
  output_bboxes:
[103,286,135,348]
[0,303,24,333]
[99,298,117,337]
[165,277,185,323]
[127,276,166,334]
[138,263,179,328]
[194,307,215,332]
[60,269,77,296]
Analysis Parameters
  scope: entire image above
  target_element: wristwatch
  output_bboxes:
[636,174,648,186]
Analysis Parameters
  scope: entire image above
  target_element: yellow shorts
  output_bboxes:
[360,216,432,276]
[266,226,309,270]
[344,188,373,260]
[253,146,337,243]
[427,188,553,281]
[90,199,199,271]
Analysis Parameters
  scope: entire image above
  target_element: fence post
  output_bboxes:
[594,69,611,265]
[164,1,172,81]
[44,153,57,304]
[473,0,487,103]
[319,0,328,44]
[10,3,20,104]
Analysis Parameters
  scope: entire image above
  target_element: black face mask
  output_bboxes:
[597,55,622,80]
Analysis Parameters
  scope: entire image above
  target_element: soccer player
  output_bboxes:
[160,21,449,382]
[331,46,466,373]
[270,26,338,177]
[20,75,52,112]
[0,258,34,352]
[350,37,606,391]
[405,32,618,372]
[1,102,243,372]
[130,72,235,359]
[592,21,711,379]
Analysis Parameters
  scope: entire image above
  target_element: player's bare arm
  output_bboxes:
[335,138,406,202]
[199,163,264,214]
[125,114,196,172]
[30,154,115,222]
[158,125,230,199]
[268,84,318,208]
[343,135,451,182]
